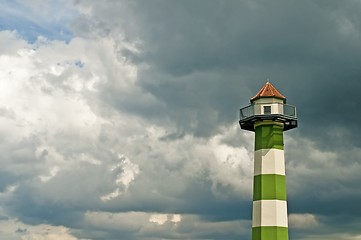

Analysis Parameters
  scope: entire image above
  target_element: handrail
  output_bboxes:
[240,103,297,121]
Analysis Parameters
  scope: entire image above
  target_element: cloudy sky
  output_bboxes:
[0,0,361,239]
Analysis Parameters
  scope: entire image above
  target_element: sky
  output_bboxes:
[0,0,361,239]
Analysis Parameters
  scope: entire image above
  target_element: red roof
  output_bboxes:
[250,82,286,102]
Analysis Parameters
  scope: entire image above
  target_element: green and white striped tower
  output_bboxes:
[239,82,297,240]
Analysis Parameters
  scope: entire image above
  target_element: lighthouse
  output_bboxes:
[239,82,297,240]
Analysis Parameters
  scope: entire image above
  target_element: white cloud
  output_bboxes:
[0,37,102,144]
[39,165,60,182]
[101,154,139,201]
[0,217,83,240]
[114,154,140,188]
[0,31,29,54]
[84,211,249,239]
[170,214,182,223]
[288,213,319,229]
[149,214,168,225]
[0,29,146,207]
[148,213,182,225]
[208,126,253,197]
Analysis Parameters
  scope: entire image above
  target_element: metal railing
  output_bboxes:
[283,104,297,118]
[240,103,297,121]
[240,104,254,120]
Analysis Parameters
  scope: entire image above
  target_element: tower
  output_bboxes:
[239,82,297,240]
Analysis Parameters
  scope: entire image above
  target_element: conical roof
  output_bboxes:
[250,82,286,102]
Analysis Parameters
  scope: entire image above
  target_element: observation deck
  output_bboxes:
[239,102,297,131]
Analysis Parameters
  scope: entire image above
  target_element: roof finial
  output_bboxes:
[267,78,270,83]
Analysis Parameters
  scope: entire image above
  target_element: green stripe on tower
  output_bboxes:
[252,227,289,240]
[253,174,286,201]
[253,122,288,240]
[255,124,284,151]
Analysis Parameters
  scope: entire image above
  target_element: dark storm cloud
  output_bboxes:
[72,0,361,142]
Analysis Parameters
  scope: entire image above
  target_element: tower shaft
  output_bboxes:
[252,121,289,240]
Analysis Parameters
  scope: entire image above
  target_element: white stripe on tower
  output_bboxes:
[252,200,288,227]
[254,149,285,176]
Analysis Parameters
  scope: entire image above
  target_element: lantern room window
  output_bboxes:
[264,106,271,114]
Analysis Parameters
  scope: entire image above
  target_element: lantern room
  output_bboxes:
[239,82,297,131]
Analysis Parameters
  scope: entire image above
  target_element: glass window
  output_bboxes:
[264,106,271,114]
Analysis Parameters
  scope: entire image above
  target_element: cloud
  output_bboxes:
[101,154,139,201]
[1,0,361,239]
[0,28,139,222]
[0,216,81,240]
[67,0,361,145]
[288,213,319,229]
[84,211,250,240]
[149,214,169,225]
[0,29,254,239]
